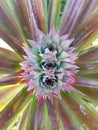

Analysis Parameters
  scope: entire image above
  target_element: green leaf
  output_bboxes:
[48,0,62,30]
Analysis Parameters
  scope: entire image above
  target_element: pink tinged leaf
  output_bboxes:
[27,39,38,47]
[16,0,34,38]
[31,0,47,33]
[57,100,75,130]
[0,72,22,86]
[0,47,22,73]
[73,29,93,48]
[60,0,98,37]
[0,47,22,62]
[28,0,42,40]
[72,11,98,49]
[72,0,98,34]
[48,0,62,30]
[77,62,98,75]
[60,0,83,34]
[47,99,60,130]
[75,76,98,88]
[0,2,25,42]
[22,47,35,59]
[28,0,38,40]
[65,39,74,47]
[37,93,54,104]
[60,0,84,35]
[60,39,74,52]
[77,47,98,64]
[0,60,18,74]
[60,0,76,32]
[65,0,84,34]
[34,98,45,130]
[27,79,38,91]
[47,94,54,104]
[73,30,98,51]
[60,34,69,40]
[0,88,29,130]
[61,82,81,94]
[62,92,98,130]
[68,47,76,53]
[0,27,25,56]
[49,27,59,37]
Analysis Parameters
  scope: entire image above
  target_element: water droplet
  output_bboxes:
[80,105,87,116]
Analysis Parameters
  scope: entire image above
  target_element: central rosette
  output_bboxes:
[20,29,78,101]
[40,46,58,89]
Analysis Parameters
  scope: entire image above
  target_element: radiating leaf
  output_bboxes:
[15,0,34,38]
[0,0,25,42]
[46,99,60,130]
[57,99,76,130]
[0,87,30,130]
[48,0,62,30]
[0,72,22,86]
[0,84,24,111]
[0,27,25,56]
[19,95,37,130]
[62,92,98,130]
[75,76,98,88]
[0,47,22,73]
[30,0,48,34]
[60,0,85,35]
